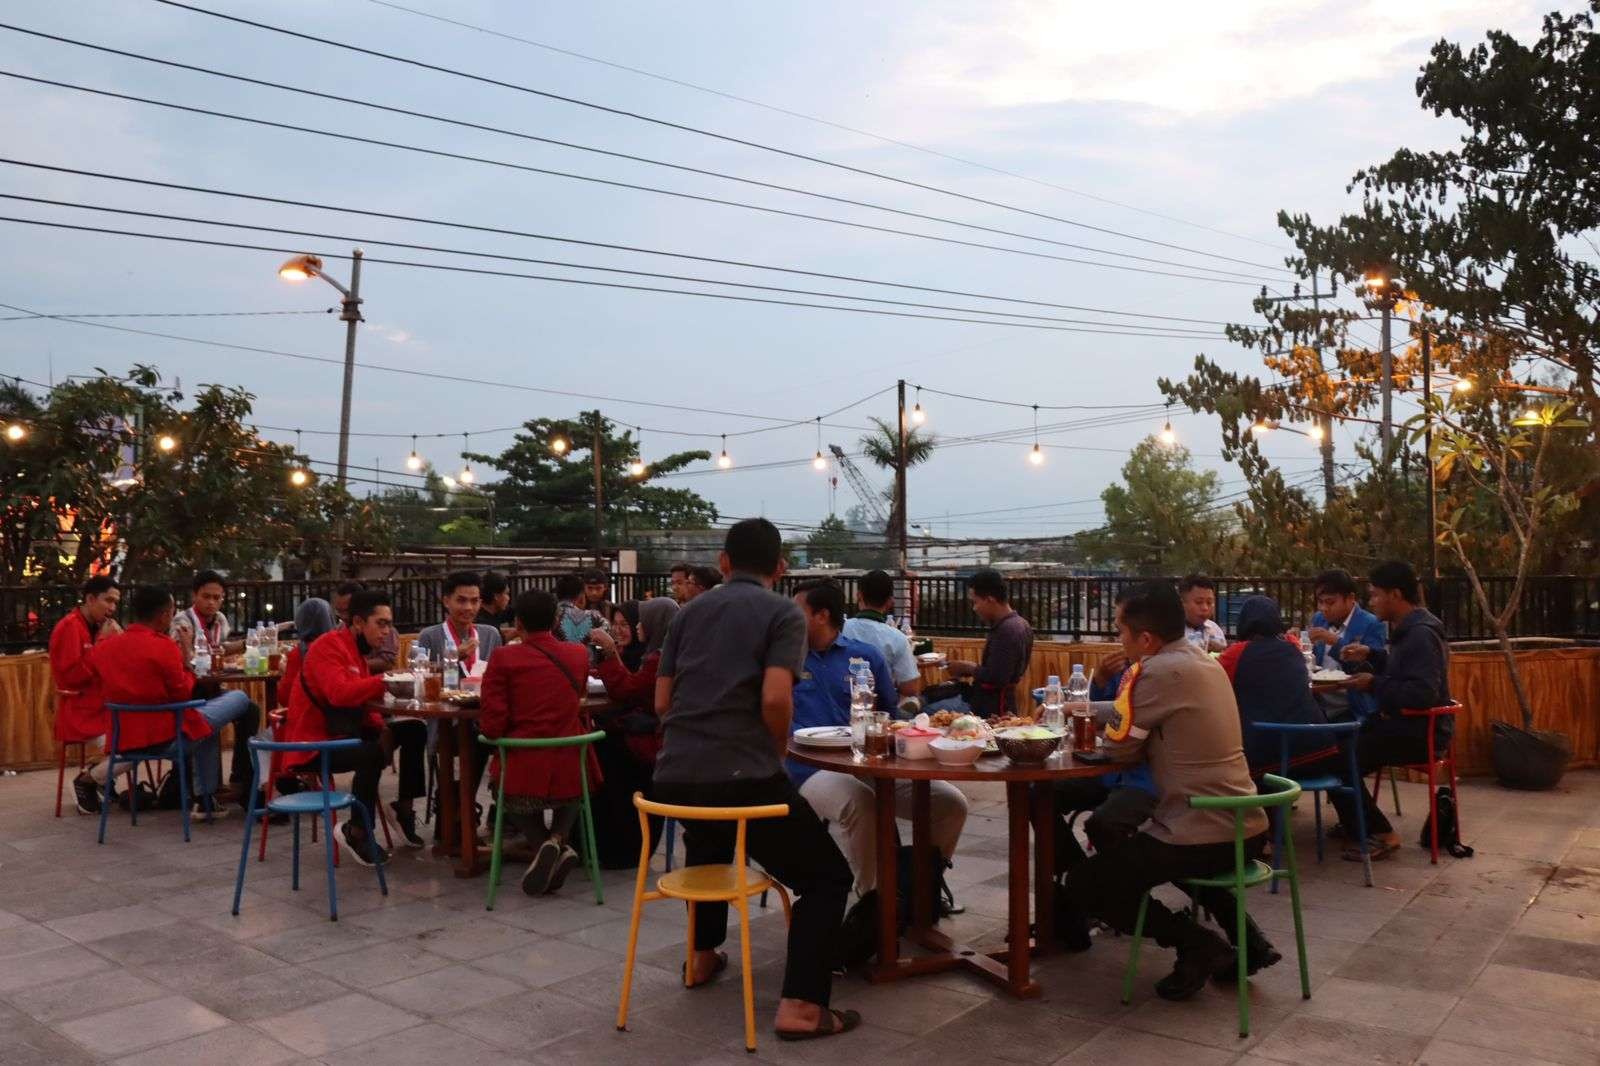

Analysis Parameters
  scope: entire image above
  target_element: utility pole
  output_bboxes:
[591,412,604,566]
[1422,330,1437,578]
[332,249,363,576]
[895,379,909,570]
[1260,271,1338,499]
[1361,272,1404,470]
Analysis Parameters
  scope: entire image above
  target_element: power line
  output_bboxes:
[363,0,1292,254]
[0,160,1234,329]
[148,1,1297,276]
[3,24,1280,285]
[0,71,1267,289]
[0,307,335,321]
[0,215,1234,336]
[0,193,1222,336]
[911,384,1173,412]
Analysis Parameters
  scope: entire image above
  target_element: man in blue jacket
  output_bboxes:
[1309,569,1387,721]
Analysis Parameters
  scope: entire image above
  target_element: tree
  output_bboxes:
[468,410,715,546]
[803,513,893,570]
[1077,437,1235,574]
[367,466,491,547]
[858,416,936,470]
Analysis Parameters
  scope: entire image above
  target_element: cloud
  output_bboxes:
[898,0,1539,118]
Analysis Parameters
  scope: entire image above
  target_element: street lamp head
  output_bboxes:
[289,468,310,487]
[278,254,323,282]
[1307,423,1326,442]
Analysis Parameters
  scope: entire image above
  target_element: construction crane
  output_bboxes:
[828,444,901,536]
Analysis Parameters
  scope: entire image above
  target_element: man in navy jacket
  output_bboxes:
[1309,569,1387,721]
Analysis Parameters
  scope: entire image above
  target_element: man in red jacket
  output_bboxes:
[86,586,227,818]
[52,576,121,813]
[284,589,422,866]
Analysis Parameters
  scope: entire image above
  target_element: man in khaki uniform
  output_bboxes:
[1064,581,1275,1000]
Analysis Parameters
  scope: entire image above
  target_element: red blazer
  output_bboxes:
[596,650,663,763]
[283,629,385,751]
[50,610,105,741]
[479,634,600,800]
[87,623,210,752]
[278,646,304,711]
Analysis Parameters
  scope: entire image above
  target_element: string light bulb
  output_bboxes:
[1028,442,1044,465]
[630,426,646,477]
[629,457,646,477]
[1027,404,1043,465]
[1453,378,1473,393]
[1249,421,1273,436]
[911,386,926,425]
[4,423,24,442]
[717,434,732,469]
[551,436,568,455]
[1158,404,1177,446]
[812,416,827,470]
[1308,423,1326,442]
[288,468,309,487]
[406,434,423,471]
[156,434,177,453]
[458,433,474,484]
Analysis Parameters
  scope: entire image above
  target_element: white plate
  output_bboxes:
[586,676,607,693]
[1310,670,1347,683]
[793,726,855,749]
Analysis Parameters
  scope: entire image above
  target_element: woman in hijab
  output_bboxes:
[279,597,336,707]
[1217,595,1332,774]
[609,600,645,672]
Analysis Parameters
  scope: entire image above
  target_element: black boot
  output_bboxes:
[1155,925,1234,1001]
[1199,902,1282,980]
[1052,889,1093,953]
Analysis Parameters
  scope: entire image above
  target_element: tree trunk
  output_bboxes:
[1457,539,1538,729]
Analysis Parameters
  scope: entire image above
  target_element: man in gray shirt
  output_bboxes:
[652,518,858,1042]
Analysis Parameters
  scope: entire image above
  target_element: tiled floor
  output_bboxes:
[2,765,1598,1064]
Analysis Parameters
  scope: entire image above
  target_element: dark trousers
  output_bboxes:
[227,701,261,785]
[320,740,387,825]
[387,719,428,806]
[1066,831,1265,949]
[1313,726,1430,837]
[1053,779,1157,874]
[512,804,579,849]
[652,774,852,1007]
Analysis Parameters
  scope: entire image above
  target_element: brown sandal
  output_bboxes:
[777,1008,862,1042]
[681,951,728,988]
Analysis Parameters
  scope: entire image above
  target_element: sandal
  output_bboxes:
[1341,836,1399,862]
[777,1008,862,1042]
[681,951,728,988]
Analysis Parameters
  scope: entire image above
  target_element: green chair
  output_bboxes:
[1120,773,1310,1039]
[478,731,606,910]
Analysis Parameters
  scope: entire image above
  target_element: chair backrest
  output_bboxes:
[105,700,207,755]
[631,792,790,889]
[1400,701,1462,719]
[1189,773,1301,847]
[246,736,364,797]
[477,730,607,750]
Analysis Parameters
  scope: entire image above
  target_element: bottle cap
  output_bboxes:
[1046,675,1059,686]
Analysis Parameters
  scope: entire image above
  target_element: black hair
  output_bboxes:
[480,570,509,599]
[555,574,585,600]
[192,568,227,593]
[1116,581,1186,643]
[968,568,1008,603]
[1178,574,1216,595]
[669,562,693,578]
[514,589,558,632]
[334,580,364,599]
[690,565,723,590]
[1368,560,1420,603]
[794,579,846,629]
[130,585,173,622]
[859,569,894,608]
[82,575,118,598]
[581,568,608,584]
[441,570,481,597]
[1313,569,1358,599]
[349,589,390,620]
[723,517,784,576]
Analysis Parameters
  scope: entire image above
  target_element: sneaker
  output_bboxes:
[521,840,561,897]
[194,800,231,822]
[1213,925,1282,983]
[546,846,580,894]
[1155,928,1235,1001]
[390,801,426,849]
[71,772,101,815]
[340,821,389,867]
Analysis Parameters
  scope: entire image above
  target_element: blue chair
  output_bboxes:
[1252,720,1371,889]
[97,701,210,845]
[232,738,387,921]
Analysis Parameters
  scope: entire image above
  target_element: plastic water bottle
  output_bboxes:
[1066,664,1091,706]
[243,625,262,675]
[849,674,875,760]
[193,629,212,678]
[1066,664,1093,749]
[410,644,428,702]
[1040,674,1065,733]
[1300,629,1316,678]
[442,646,460,690]
[849,657,874,696]
[898,614,914,638]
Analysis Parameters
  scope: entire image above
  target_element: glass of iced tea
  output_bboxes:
[1071,709,1098,754]
[424,671,443,701]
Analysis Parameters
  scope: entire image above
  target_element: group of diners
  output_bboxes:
[45,522,1452,1042]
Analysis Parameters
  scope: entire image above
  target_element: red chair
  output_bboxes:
[1371,702,1463,864]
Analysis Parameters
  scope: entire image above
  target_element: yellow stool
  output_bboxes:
[616,792,793,1053]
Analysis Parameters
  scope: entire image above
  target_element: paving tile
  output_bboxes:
[1052,1027,1236,1065]
[485,896,629,934]
[0,922,73,960]
[3,970,167,1025]
[1438,997,1600,1066]
[1464,962,1600,1022]
[1416,1036,1566,1066]
[45,903,181,945]
[1299,975,1458,1035]
[56,993,228,1056]
[319,1020,526,1066]
[409,917,540,961]
[184,965,351,1023]
[470,937,618,988]
[538,1016,759,1065]
[1332,940,1487,994]
[298,937,455,986]
[871,994,1097,1063]
[344,900,474,937]
[197,898,331,941]
[248,917,391,962]
[0,944,107,994]
[446,987,610,1052]
[252,991,417,1056]
[1489,931,1600,981]
[0,1004,99,1065]
[135,941,286,993]
[368,962,524,1017]
[1513,902,1600,943]
[1252,1014,1430,1066]
[108,1023,299,1066]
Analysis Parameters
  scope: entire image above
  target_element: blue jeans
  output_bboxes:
[120,732,222,801]
[196,690,256,786]
[923,694,973,715]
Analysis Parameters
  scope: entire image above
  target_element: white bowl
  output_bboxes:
[929,737,984,766]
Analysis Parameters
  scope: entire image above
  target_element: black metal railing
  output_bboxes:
[6,572,1598,651]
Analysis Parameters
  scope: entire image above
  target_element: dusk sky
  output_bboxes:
[0,1,1550,541]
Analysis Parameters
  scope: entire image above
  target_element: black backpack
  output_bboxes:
[1420,786,1473,858]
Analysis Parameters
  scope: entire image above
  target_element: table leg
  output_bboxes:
[1005,781,1034,995]
[911,780,933,931]
[872,777,899,978]
[454,719,479,878]
[1031,782,1055,954]
[430,721,460,862]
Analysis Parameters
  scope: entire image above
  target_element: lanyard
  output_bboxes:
[441,619,477,670]
[186,607,224,649]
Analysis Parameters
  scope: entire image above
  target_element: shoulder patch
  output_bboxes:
[1105,659,1142,741]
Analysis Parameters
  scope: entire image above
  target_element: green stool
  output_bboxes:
[1120,773,1310,1038]
[478,731,606,910]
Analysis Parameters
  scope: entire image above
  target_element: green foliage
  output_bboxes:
[858,417,937,470]
[1077,437,1235,574]
[804,513,893,569]
[468,410,716,546]
[368,466,489,547]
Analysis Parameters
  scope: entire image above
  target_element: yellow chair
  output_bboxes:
[616,792,793,1053]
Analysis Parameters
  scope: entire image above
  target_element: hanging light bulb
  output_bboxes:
[156,434,177,453]
[406,433,423,471]
[458,433,474,483]
[1158,405,1177,446]
[1027,404,1043,465]
[1308,423,1326,442]
[1028,442,1044,466]
[629,426,647,477]
[911,386,926,425]
[717,434,732,469]
[1249,420,1274,437]
[811,416,827,470]
[629,457,646,477]
[551,436,568,455]
[4,423,25,442]
[288,468,309,487]
[1453,378,1473,393]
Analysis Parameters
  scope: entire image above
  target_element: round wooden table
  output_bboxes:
[788,742,1109,999]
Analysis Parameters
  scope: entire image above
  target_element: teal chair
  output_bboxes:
[479,731,606,910]
[1121,773,1311,1038]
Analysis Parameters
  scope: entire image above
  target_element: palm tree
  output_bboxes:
[858,416,936,471]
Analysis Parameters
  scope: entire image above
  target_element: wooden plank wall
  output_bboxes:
[4,639,1597,776]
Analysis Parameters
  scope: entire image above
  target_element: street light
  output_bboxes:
[1361,268,1405,465]
[289,468,310,487]
[279,248,363,573]
[551,437,568,455]
[4,423,26,442]
[156,434,177,452]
